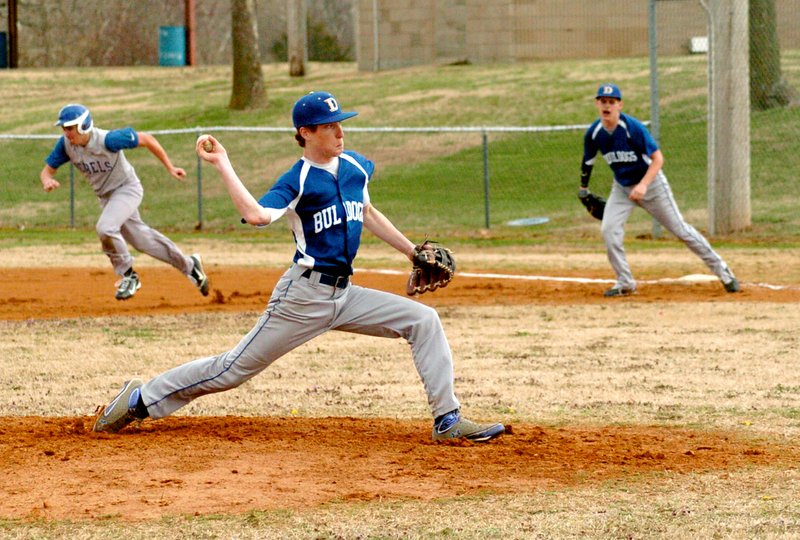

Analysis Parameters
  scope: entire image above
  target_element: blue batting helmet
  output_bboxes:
[292,91,357,129]
[55,104,93,134]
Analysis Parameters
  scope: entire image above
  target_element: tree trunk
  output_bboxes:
[287,0,307,77]
[229,0,267,110]
[750,0,797,110]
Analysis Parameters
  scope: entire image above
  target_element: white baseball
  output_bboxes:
[199,136,213,152]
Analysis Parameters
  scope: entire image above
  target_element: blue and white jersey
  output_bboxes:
[45,127,141,197]
[582,113,659,187]
[258,150,374,276]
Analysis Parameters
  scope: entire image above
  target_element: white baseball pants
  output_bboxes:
[140,264,461,420]
[601,173,736,290]
[96,183,193,276]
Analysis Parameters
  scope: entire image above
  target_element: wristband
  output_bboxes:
[580,162,593,188]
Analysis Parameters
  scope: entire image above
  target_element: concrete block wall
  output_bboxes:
[435,0,467,62]
[356,0,437,70]
[356,0,800,71]
[465,0,514,63]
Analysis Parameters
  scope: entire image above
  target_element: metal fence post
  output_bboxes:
[69,163,75,229]
[649,0,663,239]
[482,130,490,229]
[195,129,203,229]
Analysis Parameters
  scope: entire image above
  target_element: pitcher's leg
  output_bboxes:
[601,183,637,290]
[141,269,333,418]
[333,286,460,418]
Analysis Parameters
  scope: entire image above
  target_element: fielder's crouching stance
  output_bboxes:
[94,91,505,443]
[580,83,740,297]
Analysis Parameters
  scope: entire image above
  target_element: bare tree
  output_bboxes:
[287,0,307,77]
[750,0,797,110]
[230,0,267,110]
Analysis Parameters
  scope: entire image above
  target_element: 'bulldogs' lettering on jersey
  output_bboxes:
[582,113,659,187]
[602,150,638,165]
[258,151,374,276]
[313,205,342,233]
[312,201,364,233]
[344,200,364,222]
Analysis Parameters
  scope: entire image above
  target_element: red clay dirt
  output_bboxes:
[1,265,798,321]
[1,266,798,521]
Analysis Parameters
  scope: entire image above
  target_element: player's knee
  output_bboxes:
[417,304,444,330]
[601,223,618,243]
[96,222,113,239]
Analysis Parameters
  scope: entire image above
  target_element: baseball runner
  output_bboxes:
[39,104,209,300]
[93,91,504,443]
[580,83,740,297]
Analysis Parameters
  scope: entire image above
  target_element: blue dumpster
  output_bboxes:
[0,32,7,69]
[159,26,186,66]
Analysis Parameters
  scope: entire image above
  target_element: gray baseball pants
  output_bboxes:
[140,264,461,420]
[601,173,735,290]
[97,183,193,276]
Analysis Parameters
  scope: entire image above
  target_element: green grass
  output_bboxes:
[1,56,799,245]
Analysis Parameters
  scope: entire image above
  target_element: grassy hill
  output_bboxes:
[1,56,799,246]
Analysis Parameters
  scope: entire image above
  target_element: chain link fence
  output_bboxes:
[0,126,589,235]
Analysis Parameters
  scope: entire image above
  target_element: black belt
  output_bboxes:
[301,269,350,289]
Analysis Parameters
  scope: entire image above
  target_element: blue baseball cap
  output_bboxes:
[292,91,358,128]
[596,83,622,100]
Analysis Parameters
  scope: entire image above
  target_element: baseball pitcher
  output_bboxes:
[93,91,504,444]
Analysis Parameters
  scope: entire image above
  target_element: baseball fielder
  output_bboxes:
[40,104,209,300]
[581,83,740,296]
[93,91,504,443]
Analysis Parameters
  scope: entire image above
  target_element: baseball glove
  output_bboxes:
[578,189,606,220]
[406,241,456,296]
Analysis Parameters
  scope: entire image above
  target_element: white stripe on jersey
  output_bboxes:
[286,161,315,269]
[590,123,604,141]
[340,153,371,206]
[619,119,631,138]
[591,119,632,141]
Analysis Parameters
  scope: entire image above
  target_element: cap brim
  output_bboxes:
[325,111,358,124]
[294,110,359,128]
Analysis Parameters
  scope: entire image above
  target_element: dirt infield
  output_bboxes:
[1,263,799,521]
[2,265,799,321]
[2,416,795,521]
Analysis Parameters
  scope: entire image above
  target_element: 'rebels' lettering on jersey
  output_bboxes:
[77,160,115,174]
